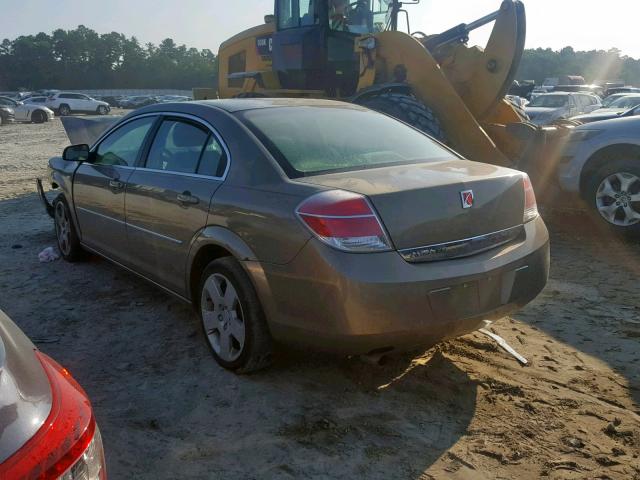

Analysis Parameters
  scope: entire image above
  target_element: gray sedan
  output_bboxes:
[40,99,549,372]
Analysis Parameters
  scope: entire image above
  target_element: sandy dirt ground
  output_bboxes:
[0,116,638,479]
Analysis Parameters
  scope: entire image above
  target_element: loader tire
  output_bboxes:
[357,93,447,143]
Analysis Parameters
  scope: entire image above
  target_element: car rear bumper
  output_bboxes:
[249,216,549,355]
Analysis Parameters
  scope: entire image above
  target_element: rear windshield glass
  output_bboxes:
[528,95,568,108]
[236,106,453,177]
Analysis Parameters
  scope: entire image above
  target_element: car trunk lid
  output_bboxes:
[296,159,525,253]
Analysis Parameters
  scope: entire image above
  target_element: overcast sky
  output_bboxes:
[3,0,638,58]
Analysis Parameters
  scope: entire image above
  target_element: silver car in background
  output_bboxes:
[558,115,640,235]
[525,92,601,125]
[0,96,54,123]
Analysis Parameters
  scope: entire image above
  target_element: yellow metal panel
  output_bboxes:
[218,23,276,99]
[437,1,522,121]
[373,31,509,166]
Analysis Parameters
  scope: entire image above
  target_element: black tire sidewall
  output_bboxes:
[584,159,640,236]
[198,257,271,372]
[358,92,447,143]
[32,111,44,123]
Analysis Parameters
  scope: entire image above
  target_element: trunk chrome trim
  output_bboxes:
[399,225,524,263]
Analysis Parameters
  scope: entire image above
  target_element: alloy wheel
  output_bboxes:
[201,273,246,362]
[59,105,70,116]
[595,172,640,226]
[55,202,71,255]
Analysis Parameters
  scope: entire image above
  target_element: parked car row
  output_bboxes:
[95,94,192,109]
[524,92,640,126]
[0,90,192,120]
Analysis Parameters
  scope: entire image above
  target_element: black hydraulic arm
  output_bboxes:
[423,7,502,51]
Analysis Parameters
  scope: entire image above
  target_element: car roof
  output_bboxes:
[190,98,361,113]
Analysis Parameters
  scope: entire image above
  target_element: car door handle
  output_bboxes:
[177,191,199,205]
[109,179,124,192]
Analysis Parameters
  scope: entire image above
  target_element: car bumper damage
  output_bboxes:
[250,216,549,355]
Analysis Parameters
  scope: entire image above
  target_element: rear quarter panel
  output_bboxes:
[560,120,640,192]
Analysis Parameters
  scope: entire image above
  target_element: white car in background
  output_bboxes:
[47,92,111,116]
[525,93,601,125]
[0,96,54,123]
[558,115,640,235]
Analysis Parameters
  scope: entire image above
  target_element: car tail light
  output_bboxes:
[0,352,106,480]
[522,174,539,223]
[296,190,392,252]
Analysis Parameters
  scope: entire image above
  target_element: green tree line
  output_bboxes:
[0,26,218,91]
[517,46,640,85]
[2,26,640,91]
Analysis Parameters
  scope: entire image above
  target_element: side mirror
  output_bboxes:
[264,14,275,23]
[63,144,90,162]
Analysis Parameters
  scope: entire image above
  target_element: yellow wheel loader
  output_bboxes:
[196,0,569,177]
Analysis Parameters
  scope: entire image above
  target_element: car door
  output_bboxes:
[72,116,157,264]
[0,98,24,121]
[125,115,228,295]
[73,94,90,112]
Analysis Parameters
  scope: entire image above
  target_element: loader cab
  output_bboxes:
[272,0,391,96]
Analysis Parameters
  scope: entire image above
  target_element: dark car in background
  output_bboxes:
[571,94,640,123]
[41,99,549,373]
[605,86,640,97]
[98,96,125,108]
[0,309,106,479]
[118,95,159,109]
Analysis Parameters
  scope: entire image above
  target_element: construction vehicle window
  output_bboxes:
[237,106,453,177]
[228,51,246,88]
[278,0,316,29]
[330,0,372,33]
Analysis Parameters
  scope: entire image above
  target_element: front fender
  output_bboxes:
[190,225,259,262]
[185,226,279,321]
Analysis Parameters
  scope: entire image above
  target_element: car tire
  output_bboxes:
[53,195,86,262]
[584,158,640,236]
[31,110,46,124]
[58,104,71,116]
[0,115,3,126]
[97,105,108,115]
[356,92,447,143]
[199,257,273,373]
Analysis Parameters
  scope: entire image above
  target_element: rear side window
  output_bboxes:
[146,120,209,174]
[94,116,156,166]
[198,136,227,177]
[237,106,453,177]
